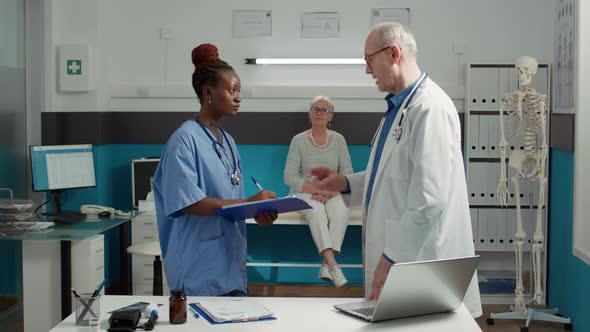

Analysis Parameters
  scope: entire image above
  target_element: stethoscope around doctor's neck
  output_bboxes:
[195,118,241,186]
[369,73,428,148]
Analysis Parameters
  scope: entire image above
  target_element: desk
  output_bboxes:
[0,217,132,331]
[49,295,481,331]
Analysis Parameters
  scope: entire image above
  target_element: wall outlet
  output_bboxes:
[159,26,175,39]
[453,40,467,55]
[137,87,150,97]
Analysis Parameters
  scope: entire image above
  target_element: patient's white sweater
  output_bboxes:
[283,130,353,193]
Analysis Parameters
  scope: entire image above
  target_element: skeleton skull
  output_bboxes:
[515,56,538,86]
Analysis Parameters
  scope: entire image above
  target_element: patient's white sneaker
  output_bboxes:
[319,264,332,282]
[329,266,348,288]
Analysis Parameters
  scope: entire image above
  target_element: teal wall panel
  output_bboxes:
[58,144,164,211]
[239,144,371,198]
[247,225,363,285]
[59,144,371,210]
[53,143,369,286]
[55,144,165,288]
[548,149,590,331]
[0,241,22,295]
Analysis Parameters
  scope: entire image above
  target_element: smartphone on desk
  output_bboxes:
[81,205,132,218]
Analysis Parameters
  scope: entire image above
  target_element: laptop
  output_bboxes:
[334,255,479,322]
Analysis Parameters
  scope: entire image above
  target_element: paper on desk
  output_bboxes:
[0,221,54,231]
[24,222,55,230]
[196,298,274,322]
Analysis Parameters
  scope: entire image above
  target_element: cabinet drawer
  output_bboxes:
[132,256,157,276]
[133,273,168,288]
[132,257,168,284]
[133,283,170,296]
[95,264,105,285]
[132,227,159,244]
[90,240,104,255]
[132,216,158,231]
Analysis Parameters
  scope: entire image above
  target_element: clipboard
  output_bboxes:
[189,303,277,324]
[214,195,312,221]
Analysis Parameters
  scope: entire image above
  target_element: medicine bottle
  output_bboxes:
[169,289,187,324]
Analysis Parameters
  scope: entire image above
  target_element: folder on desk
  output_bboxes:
[214,195,312,221]
[189,300,277,324]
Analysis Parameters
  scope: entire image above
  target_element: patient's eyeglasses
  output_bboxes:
[310,107,332,114]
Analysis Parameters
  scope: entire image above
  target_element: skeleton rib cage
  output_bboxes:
[501,90,548,178]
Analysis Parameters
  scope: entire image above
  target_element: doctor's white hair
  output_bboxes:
[374,22,418,58]
[310,95,334,112]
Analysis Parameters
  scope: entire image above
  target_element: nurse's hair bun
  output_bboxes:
[191,43,220,68]
[190,43,235,104]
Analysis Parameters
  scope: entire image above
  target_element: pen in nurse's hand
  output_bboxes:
[251,176,264,191]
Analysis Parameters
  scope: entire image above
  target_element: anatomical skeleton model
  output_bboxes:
[497,56,547,313]
[489,58,571,329]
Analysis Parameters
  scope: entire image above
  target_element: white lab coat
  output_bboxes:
[346,78,482,317]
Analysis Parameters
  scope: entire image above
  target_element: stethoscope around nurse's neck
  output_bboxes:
[195,118,241,186]
[369,73,428,147]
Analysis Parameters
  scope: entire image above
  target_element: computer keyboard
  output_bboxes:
[53,212,86,224]
[352,307,375,317]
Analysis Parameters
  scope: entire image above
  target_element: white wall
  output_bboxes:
[26,0,48,204]
[573,0,590,266]
[0,0,27,198]
[0,0,25,68]
[46,0,555,114]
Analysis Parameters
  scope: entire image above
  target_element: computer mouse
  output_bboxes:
[98,210,112,218]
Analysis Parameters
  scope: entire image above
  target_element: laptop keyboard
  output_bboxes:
[352,307,375,317]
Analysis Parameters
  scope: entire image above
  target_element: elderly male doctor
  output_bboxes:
[310,22,482,317]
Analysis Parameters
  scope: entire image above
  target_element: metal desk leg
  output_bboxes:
[153,256,163,295]
[60,241,71,319]
[119,222,130,294]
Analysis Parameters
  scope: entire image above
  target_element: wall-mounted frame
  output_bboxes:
[370,8,410,29]
[301,12,340,38]
[573,0,590,267]
[554,0,575,114]
[233,10,272,38]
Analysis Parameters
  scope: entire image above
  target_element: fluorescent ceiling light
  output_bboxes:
[245,58,365,65]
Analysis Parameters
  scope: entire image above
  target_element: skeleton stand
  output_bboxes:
[487,188,572,331]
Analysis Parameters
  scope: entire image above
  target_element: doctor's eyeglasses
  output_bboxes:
[364,46,391,71]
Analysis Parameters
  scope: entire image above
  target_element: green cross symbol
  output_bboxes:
[67,60,82,75]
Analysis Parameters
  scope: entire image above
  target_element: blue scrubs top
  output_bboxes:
[153,120,246,296]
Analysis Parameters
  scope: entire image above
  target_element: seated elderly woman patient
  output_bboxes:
[284,96,353,287]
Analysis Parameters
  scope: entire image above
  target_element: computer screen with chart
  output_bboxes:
[30,144,96,191]
[30,144,96,215]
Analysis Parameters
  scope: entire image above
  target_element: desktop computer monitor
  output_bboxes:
[30,144,96,215]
